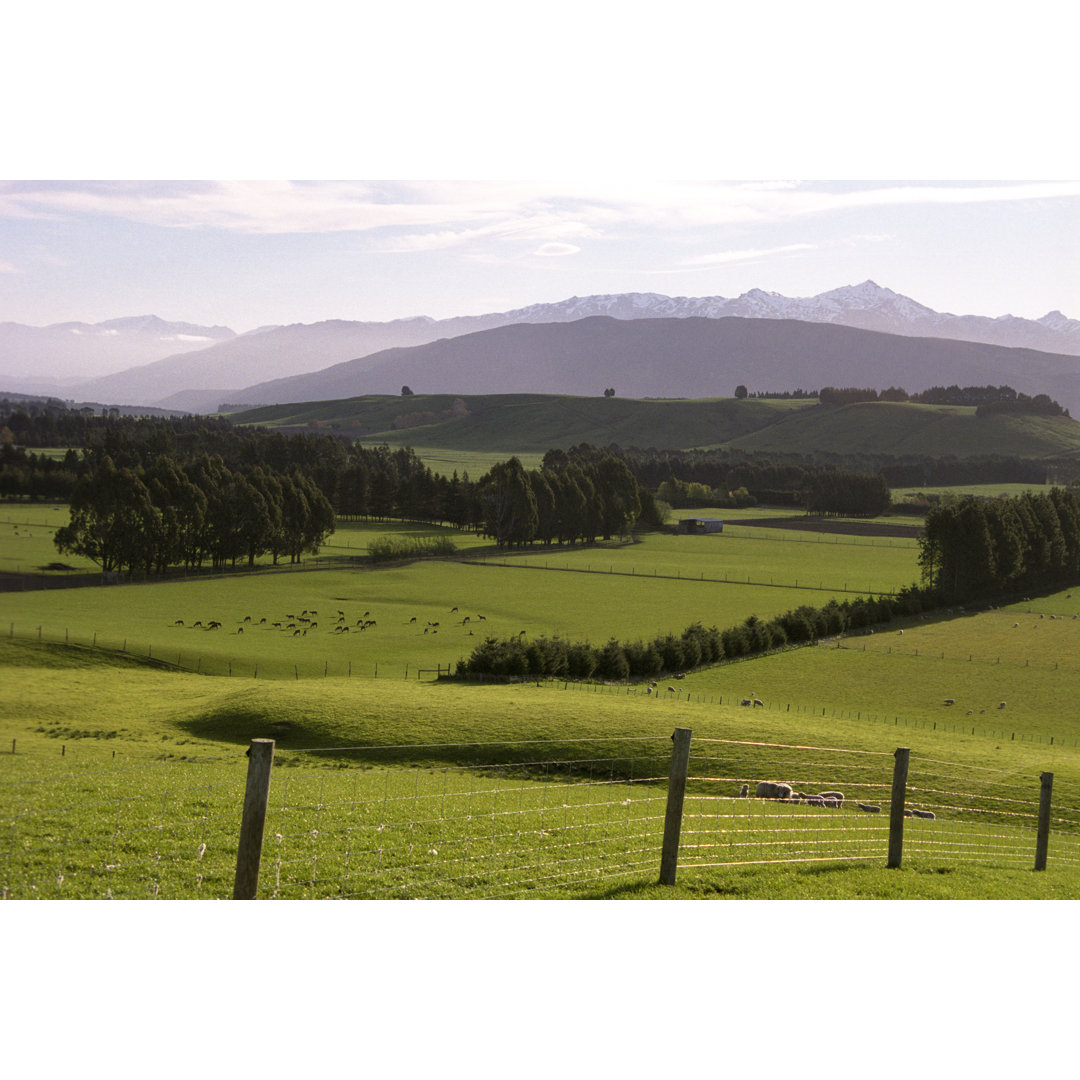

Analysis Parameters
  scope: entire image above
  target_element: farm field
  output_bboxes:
[1,516,922,682]
[4,496,1080,900]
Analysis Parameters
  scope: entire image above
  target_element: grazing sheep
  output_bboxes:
[193,621,203,628]
[911,809,936,819]
[450,607,458,613]
[856,803,881,813]
[821,797,840,809]
[260,618,266,624]
[944,698,955,706]
[903,809,914,817]
[409,616,417,623]
[646,686,652,694]
[477,614,486,621]
[668,686,677,693]
[755,781,794,801]
[998,701,1006,709]
[818,791,844,806]
[174,619,184,626]
[752,698,764,707]
[243,615,252,623]
[739,783,749,797]
[236,626,244,635]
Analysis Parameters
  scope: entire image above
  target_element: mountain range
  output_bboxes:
[2,282,1080,414]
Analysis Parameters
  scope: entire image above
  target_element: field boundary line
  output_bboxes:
[455,557,900,597]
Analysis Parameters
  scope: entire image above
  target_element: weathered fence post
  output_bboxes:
[659,727,693,886]
[1035,771,1054,871]
[233,738,275,899]
[887,747,910,869]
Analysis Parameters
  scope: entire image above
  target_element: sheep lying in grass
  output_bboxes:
[755,781,794,800]
[856,802,881,813]
[910,809,936,819]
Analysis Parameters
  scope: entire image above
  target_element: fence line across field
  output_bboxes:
[10,621,1080,749]
[3,733,1073,899]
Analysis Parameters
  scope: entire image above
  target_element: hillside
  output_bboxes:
[230,316,1080,418]
[228,392,1080,461]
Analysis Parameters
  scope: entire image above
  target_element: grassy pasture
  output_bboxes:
[4,638,1080,899]
[1,517,924,681]
[7,501,1080,900]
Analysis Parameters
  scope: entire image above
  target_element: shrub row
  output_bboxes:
[368,535,458,562]
[456,584,939,680]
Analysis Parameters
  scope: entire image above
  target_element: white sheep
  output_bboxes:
[910,809,936,820]
[755,781,794,801]
[856,802,881,813]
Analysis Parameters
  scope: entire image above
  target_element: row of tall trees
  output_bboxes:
[477,446,644,548]
[919,489,1080,599]
[54,454,334,575]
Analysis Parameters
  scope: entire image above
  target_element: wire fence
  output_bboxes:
[261,744,671,899]
[4,734,1077,899]
[4,622,455,682]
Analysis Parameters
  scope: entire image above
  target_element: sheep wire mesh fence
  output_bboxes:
[258,739,673,899]
[4,734,1078,899]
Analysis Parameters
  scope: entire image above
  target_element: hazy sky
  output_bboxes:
[3,4,1077,334]
[3,180,1078,332]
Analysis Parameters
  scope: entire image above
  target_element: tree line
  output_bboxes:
[918,488,1080,600]
[621,446,1051,502]
[817,383,1068,415]
[55,453,335,574]
[456,586,938,680]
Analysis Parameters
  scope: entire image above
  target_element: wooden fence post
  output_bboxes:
[659,728,693,886]
[233,738,275,899]
[887,747,910,869]
[1035,771,1054,871]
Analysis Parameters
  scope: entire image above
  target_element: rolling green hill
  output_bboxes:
[228,393,1080,462]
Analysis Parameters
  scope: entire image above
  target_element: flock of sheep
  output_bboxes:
[745,780,935,819]
[169,604,487,639]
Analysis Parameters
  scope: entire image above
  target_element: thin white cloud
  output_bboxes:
[0,260,21,273]
[682,243,816,267]
[532,242,581,257]
[3,180,1078,240]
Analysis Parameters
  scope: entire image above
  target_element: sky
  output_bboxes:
[2,179,1080,332]
[3,2,1078,334]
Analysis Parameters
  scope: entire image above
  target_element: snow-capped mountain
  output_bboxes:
[4,282,1080,411]
[497,282,1080,353]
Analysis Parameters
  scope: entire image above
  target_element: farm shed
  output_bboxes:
[677,517,724,535]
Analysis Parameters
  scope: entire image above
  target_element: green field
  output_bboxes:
[4,491,1080,901]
